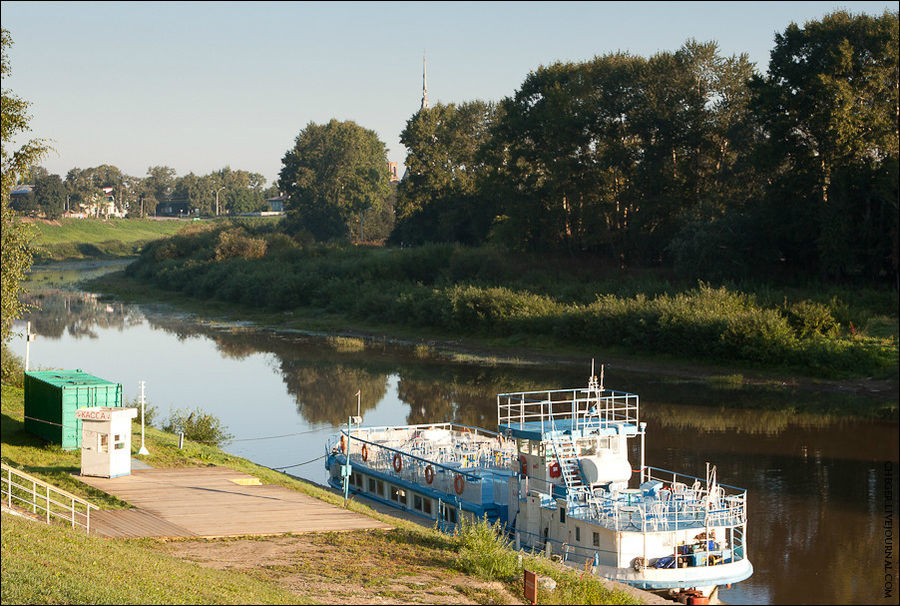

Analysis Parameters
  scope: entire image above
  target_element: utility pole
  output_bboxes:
[24,322,35,372]
[138,381,150,455]
[214,186,225,217]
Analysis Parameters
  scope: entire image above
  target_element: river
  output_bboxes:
[9,261,899,605]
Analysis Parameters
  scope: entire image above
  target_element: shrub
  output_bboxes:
[0,344,25,387]
[452,517,520,581]
[163,407,233,446]
[214,228,267,261]
[786,300,840,338]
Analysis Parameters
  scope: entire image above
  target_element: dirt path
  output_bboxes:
[155,530,524,605]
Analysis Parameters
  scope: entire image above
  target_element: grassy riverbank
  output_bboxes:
[109,225,897,381]
[1,384,641,605]
[26,218,191,261]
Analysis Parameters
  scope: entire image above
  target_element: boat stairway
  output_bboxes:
[551,438,591,500]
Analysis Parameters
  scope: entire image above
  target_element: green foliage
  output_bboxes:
[214,227,268,261]
[126,236,897,378]
[0,343,24,387]
[452,517,520,580]
[2,29,49,342]
[279,119,391,241]
[163,407,233,446]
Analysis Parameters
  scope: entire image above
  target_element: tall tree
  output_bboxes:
[2,29,51,341]
[33,173,66,219]
[393,101,497,245]
[279,119,390,241]
[750,9,899,279]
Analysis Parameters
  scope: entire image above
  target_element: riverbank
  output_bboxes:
[25,217,190,262]
[85,269,899,417]
[0,384,644,605]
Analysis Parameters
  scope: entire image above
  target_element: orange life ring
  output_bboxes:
[520,456,528,476]
[361,444,368,461]
[425,465,434,484]
[549,461,562,479]
[454,474,465,495]
[340,435,346,453]
[393,453,403,472]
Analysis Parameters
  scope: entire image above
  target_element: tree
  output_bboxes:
[2,28,51,342]
[33,173,66,218]
[279,119,391,241]
[392,101,497,245]
[144,165,176,215]
[750,9,899,279]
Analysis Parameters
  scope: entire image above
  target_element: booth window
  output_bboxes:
[114,434,126,450]
[99,434,109,453]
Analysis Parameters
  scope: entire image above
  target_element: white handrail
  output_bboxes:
[1,463,98,533]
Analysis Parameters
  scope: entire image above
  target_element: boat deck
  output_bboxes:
[79,466,392,538]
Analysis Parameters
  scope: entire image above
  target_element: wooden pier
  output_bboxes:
[79,467,391,539]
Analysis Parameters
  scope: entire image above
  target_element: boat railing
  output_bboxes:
[497,388,639,434]
[575,465,747,534]
[330,428,515,506]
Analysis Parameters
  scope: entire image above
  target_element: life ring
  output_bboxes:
[425,465,434,484]
[361,444,368,461]
[393,453,403,472]
[454,474,465,495]
[549,461,562,479]
[340,435,346,453]
[520,456,528,476]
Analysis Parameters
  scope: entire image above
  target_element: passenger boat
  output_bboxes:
[325,366,753,598]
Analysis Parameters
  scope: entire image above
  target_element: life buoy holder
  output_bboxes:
[424,465,434,484]
[454,474,465,495]
[549,461,562,479]
[393,453,403,472]
[361,444,368,462]
[520,456,528,476]
[340,435,346,453]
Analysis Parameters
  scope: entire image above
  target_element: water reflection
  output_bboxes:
[14,283,899,605]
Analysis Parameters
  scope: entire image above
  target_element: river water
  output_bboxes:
[9,262,899,605]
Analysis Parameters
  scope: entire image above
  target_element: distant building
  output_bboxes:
[156,201,192,217]
[266,193,288,213]
[388,162,400,183]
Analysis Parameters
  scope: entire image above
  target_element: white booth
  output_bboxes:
[76,407,138,478]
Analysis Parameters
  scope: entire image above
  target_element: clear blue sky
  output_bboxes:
[2,1,895,187]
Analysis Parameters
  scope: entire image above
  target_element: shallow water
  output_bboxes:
[9,266,899,605]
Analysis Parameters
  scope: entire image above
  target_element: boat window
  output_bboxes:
[559,507,566,523]
[413,494,423,511]
[442,504,457,524]
[593,532,600,547]
[390,485,407,505]
[376,479,385,496]
[575,526,581,542]
[423,498,432,515]
[368,477,377,493]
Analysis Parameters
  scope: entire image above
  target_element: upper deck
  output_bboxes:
[497,386,639,441]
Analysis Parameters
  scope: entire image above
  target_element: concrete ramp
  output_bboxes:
[79,467,392,538]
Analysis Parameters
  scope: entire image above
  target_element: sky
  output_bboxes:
[2,1,896,187]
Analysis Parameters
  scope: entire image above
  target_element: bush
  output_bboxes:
[163,407,233,446]
[214,228,268,261]
[0,344,25,387]
[786,300,840,338]
[452,517,520,581]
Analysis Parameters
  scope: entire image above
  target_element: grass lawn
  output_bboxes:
[27,218,191,261]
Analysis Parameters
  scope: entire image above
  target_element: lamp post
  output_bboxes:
[214,186,225,216]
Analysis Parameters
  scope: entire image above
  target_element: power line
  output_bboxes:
[273,453,327,470]
[230,427,329,443]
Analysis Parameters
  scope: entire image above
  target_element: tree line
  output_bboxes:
[11,164,279,219]
[278,10,898,284]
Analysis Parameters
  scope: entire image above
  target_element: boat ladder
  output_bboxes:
[550,436,590,501]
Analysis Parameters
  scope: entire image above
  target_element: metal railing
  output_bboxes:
[497,388,639,434]
[327,426,517,506]
[574,465,747,535]
[2,463,98,533]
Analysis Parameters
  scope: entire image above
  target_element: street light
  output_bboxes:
[214,186,225,216]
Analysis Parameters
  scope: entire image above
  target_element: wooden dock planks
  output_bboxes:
[79,467,392,538]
